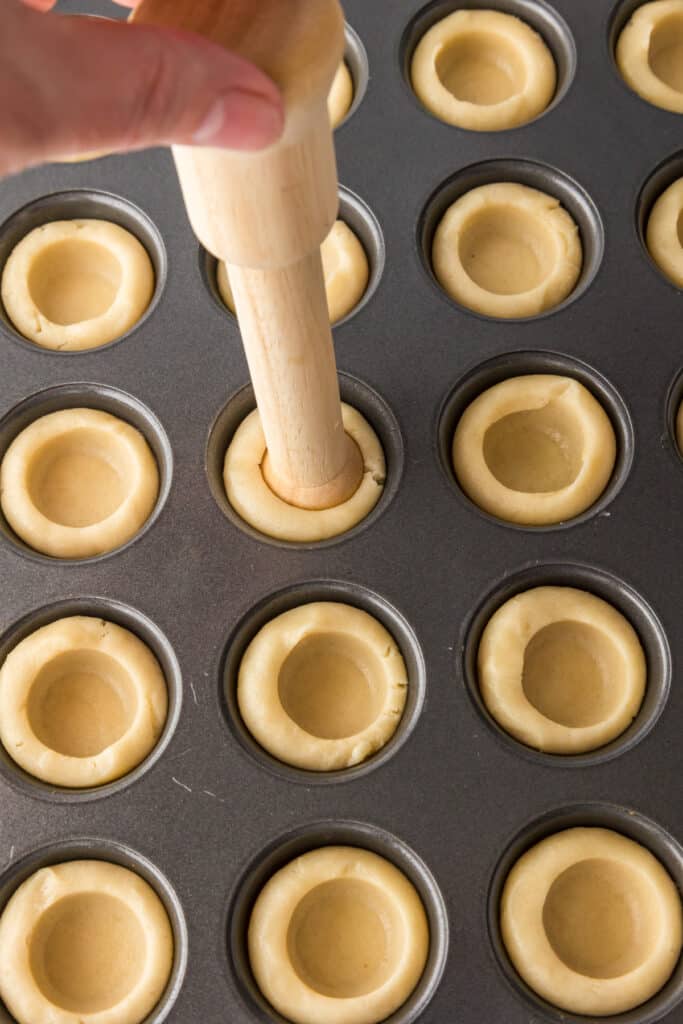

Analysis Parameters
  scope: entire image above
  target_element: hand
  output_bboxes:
[1,0,284,177]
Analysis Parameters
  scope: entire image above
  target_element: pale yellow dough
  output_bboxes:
[452,375,616,525]
[249,846,429,1024]
[501,827,683,1015]
[616,0,683,113]
[478,587,646,754]
[433,183,582,318]
[0,616,167,787]
[1,219,154,351]
[238,602,407,771]
[647,176,683,285]
[223,403,384,543]
[0,860,173,1024]
[217,220,369,324]
[411,9,556,131]
[328,61,354,127]
[0,407,159,558]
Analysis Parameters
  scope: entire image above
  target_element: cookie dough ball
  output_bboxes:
[433,183,582,318]
[501,827,683,1015]
[616,0,683,113]
[0,407,159,559]
[238,602,407,771]
[249,846,429,1024]
[411,9,556,131]
[1,220,154,351]
[646,176,683,285]
[0,616,167,787]
[452,375,616,525]
[223,403,384,543]
[328,61,354,127]
[217,220,369,324]
[478,587,646,753]
[0,860,173,1024]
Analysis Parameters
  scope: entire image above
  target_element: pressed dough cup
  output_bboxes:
[328,61,354,127]
[0,407,159,558]
[237,602,408,771]
[616,0,683,113]
[501,828,683,1015]
[248,846,430,1024]
[432,183,582,318]
[478,587,647,753]
[0,616,167,788]
[451,374,617,525]
[646,176,683,286]
[1,220,154,351]
[0,860,173,1024]
[410,9,556,131]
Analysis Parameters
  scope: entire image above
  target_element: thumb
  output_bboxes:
[1,3,284,175]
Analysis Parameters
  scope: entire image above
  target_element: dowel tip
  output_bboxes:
[261,434,364,511]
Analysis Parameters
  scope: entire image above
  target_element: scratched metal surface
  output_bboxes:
[1,1,683,1022]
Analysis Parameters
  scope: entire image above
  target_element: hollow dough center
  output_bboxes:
[522,621,622,728]
[27,429,126,527]
[458,206,557,295]
[27,239,122,325]
[278,632,385,739]
[435,31,526,104]
[482,400,584,492]
[27,649,136,757]
[286,879,399,998]
[542,858,655,978]
[29,892,145,1013]
[648,15,683,93]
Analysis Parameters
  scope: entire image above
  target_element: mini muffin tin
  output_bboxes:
[2,0,683,1022]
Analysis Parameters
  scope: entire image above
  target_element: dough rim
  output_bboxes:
[478,586,646,753]
[1,220,155,352]
[0,859,174,1024]
[248,846,430,1024]
[616,0,683,114]
[223,403,385,543]
[0,615,168,787]
[0,407,160,559]
[501,827,683,1015]
[432,183,582,319]
[328,61,354,128]
[411,9,557,131]
[451,375,617,525]
[237,602,408,771]
[646,177,683,286]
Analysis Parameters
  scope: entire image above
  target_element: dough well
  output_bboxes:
[0,860,174,1024]
[0,615,167,787]
[501,828,683,1015]
[617,0,683,112]
[238,602,407,770]
[1,407,159,558]
[432,183,582,318]
[249,846,429,1024]
[647,176,683,286]
[411,9,556,131]
[452,375,616,525]
[1,220,154,351]
[478,586,646,753]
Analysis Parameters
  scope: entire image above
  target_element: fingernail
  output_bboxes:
[193,91,284,149]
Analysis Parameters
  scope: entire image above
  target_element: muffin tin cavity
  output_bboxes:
[0,597,181,803]
[638,151,683,289]
[488,805,683,1023]
[338,23,370,127]
[0,383,172,563]
[0,838,187,1024]
[0,190,166,353]
[400,0,575,128]
[206,374,403,549]
[614,0,683,112]
[463,564,670,767]
[419,159,603,320]
[221,580,425,784]
[202,186,384,328]
[438,351,633,530]
[228,821,448,1024]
